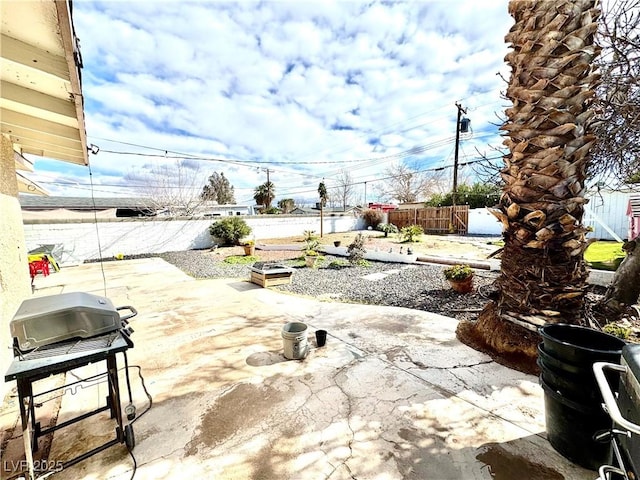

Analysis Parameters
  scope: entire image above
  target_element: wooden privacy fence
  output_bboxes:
[388,206,469,235]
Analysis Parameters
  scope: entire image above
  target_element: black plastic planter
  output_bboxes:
[539,323,625,365]
[540,375,612,470]
[537,323,627,471]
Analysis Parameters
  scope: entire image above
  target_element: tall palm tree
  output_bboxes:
[318,181,328,237]
[253,181,275,211]
[459,0,601,368]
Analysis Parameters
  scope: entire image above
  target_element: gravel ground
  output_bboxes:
[158,249,500,321]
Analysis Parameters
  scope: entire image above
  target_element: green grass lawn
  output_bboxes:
[487,239,625,271]
[585,241,625,271]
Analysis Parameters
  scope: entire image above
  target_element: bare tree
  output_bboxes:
[589,0,640,185]
[333,169,355,211]
[472,1,640,189]
[376,162,437,203]
[125,160,205,216]
[583,0,640,315]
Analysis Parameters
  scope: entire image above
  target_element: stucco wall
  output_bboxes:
[23,214,360,264]
[1,135,32,400]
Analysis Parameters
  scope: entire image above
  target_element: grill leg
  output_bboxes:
[106,355,124,441]
[17,378,35,480]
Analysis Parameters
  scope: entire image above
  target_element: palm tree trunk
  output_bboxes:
[457,0,601,370]
[600,236,640,314]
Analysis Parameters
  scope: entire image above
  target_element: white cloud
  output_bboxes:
[29,0,513,203]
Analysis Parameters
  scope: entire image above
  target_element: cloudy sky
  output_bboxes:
[28,0,514,205]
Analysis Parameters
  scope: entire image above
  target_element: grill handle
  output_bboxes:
[593,361,640,435]
[117,306,138,323]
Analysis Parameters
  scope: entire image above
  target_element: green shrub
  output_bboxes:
[603,323,631,339]
[362,209,383,228]
[347,233,367,265]
[209,217,252,245]
[377,223,399,237]
[443,264,473,281]
[328,260,349,269]
[224,255,258,264]
[400,224,423,242]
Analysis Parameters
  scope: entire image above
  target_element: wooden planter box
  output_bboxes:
[250,264,293,287]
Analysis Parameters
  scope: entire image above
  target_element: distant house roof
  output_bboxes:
[290,207,319,215]
[324,206,360,214]
[19,195,156,218]
[367,203,398,212]
[19,196,153,210]
[290,206,360,215]
[397,202,424,210]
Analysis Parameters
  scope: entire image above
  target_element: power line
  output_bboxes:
[35,155,503,197]
[239,154,504,200]
[96,134,459,166]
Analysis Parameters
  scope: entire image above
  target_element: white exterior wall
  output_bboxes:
[467,190,633,241]
[193,204,255,216]
[584,190,631,241]
[1,135,32,401]
[23,214,359,264]
[468,208,502,236]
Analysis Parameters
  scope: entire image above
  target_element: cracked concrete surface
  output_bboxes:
[0,258,594,479]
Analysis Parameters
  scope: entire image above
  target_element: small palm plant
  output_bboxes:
[400,224,423,242]
[302,230,319,255]
[302,230,321,267]
[377,223,399,238]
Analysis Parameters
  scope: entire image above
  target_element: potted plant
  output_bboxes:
[443,264,474,293]
[242,240,255,256]
[302,230,320,267]
[334,240,342,247]
[304,249,319,267]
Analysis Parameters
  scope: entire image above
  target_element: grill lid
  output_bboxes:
[10,292,122,351]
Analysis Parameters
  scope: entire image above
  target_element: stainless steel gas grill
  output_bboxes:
[594,344,640,480]
[4,292,137,480]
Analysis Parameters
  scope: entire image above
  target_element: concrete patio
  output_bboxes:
[1,257,594,479]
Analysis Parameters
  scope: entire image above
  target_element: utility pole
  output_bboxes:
[451,102,467,233]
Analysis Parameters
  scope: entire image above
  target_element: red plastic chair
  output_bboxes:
[28,257,50,282]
